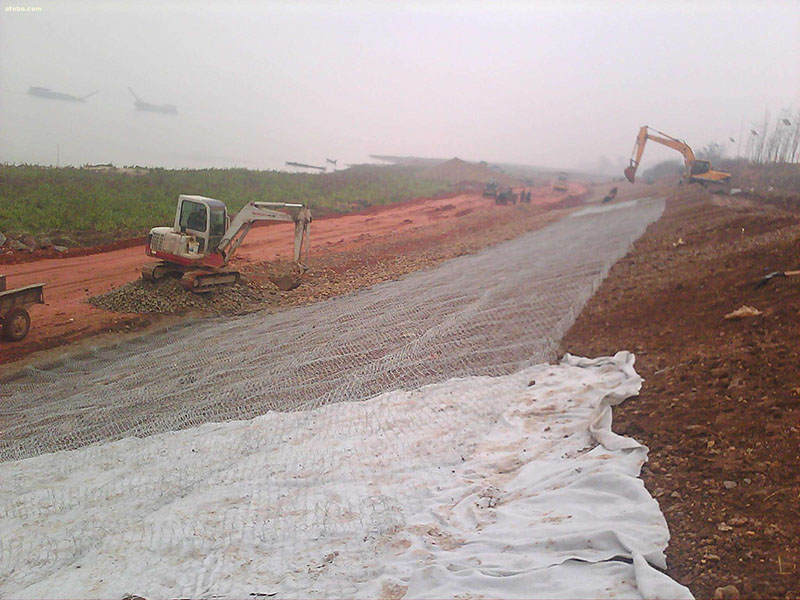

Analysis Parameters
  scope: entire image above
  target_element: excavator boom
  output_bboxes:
[625,126,696,183]
[218,202,311,264]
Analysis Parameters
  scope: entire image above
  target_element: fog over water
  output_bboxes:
[1,0,798,173]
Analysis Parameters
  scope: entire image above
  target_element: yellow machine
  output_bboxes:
[624,126,731,187]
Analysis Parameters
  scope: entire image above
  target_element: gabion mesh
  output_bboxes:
[0,198,664,597]
[0,198,663,463]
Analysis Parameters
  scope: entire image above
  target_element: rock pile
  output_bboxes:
[89,277,267,315]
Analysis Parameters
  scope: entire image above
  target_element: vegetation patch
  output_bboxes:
[0,164,452,243]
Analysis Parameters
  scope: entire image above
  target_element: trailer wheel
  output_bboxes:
[2,308,31,341]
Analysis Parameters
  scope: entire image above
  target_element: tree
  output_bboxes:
[642,159,682,181]
[696,142,724,163]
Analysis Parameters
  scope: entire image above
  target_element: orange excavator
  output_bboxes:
[624,126,731,187]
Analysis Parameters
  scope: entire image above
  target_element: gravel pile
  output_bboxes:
[88,277,267,315]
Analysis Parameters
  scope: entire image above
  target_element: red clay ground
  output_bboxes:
[563,187,800,599]
[1,183,587,365]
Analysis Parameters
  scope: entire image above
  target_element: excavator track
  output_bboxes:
[141,261,172,281]
[180,270,241,293]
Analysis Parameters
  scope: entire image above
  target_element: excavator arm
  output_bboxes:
[217,202,312,264]
[625,126,697,183]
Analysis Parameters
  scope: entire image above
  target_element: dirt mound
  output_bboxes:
[0,236,146,265]
[88,278,267,315]
[419,158,518,186]
[564,187,800,599]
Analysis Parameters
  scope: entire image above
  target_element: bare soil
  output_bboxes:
[563,187,800,598]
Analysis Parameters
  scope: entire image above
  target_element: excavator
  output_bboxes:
[143,195,311,292]
[624,126,731,187]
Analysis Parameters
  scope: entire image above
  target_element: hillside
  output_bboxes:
[0,164,452,246]
[418,158,519,186]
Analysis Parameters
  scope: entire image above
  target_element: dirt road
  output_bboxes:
[1,184,585,364]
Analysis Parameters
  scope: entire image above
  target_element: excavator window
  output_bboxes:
[208,208,226,250]
[690,161,711,175]
[180,200,207,232]
[209,209,226,236]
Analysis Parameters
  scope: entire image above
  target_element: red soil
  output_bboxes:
[1,185,581,365]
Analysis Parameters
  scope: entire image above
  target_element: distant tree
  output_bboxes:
[744,106,798,164]
[789,109,800,163]
[642,159,682,181]
[696,142,724,163]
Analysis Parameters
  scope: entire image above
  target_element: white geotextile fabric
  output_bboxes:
[0,352,691,599]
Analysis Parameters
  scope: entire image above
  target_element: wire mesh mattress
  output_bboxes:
[0,198,664,462]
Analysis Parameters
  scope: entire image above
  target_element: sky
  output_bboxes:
[1,0,798,174]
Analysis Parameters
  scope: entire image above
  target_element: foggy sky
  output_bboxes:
[1,0,798,173]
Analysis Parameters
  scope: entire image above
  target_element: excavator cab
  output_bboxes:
[174,196,228,253]
[689,160,711,176]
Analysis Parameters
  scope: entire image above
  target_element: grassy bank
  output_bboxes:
[717,159,800,193]
[0,164,452,242]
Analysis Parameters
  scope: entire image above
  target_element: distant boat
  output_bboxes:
[28,86,98,102]
[128,87,178,115]
[326,158,337,166]
[286,161,326,171]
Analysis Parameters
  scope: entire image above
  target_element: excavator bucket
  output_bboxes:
[269,265,305,291]
[293,207,312,264]
[624,165,636,183]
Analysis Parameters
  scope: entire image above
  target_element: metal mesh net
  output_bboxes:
[1,198,663,462]
[1,198,664,597]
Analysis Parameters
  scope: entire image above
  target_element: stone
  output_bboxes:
[53,235,77,246]
[9,239,33,252]
[713,584,740,599]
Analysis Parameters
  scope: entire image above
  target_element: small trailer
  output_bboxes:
[0,275,45,341]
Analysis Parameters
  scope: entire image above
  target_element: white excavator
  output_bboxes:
[143,195,312,292]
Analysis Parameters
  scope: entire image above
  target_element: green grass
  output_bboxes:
[0,164,453,241]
